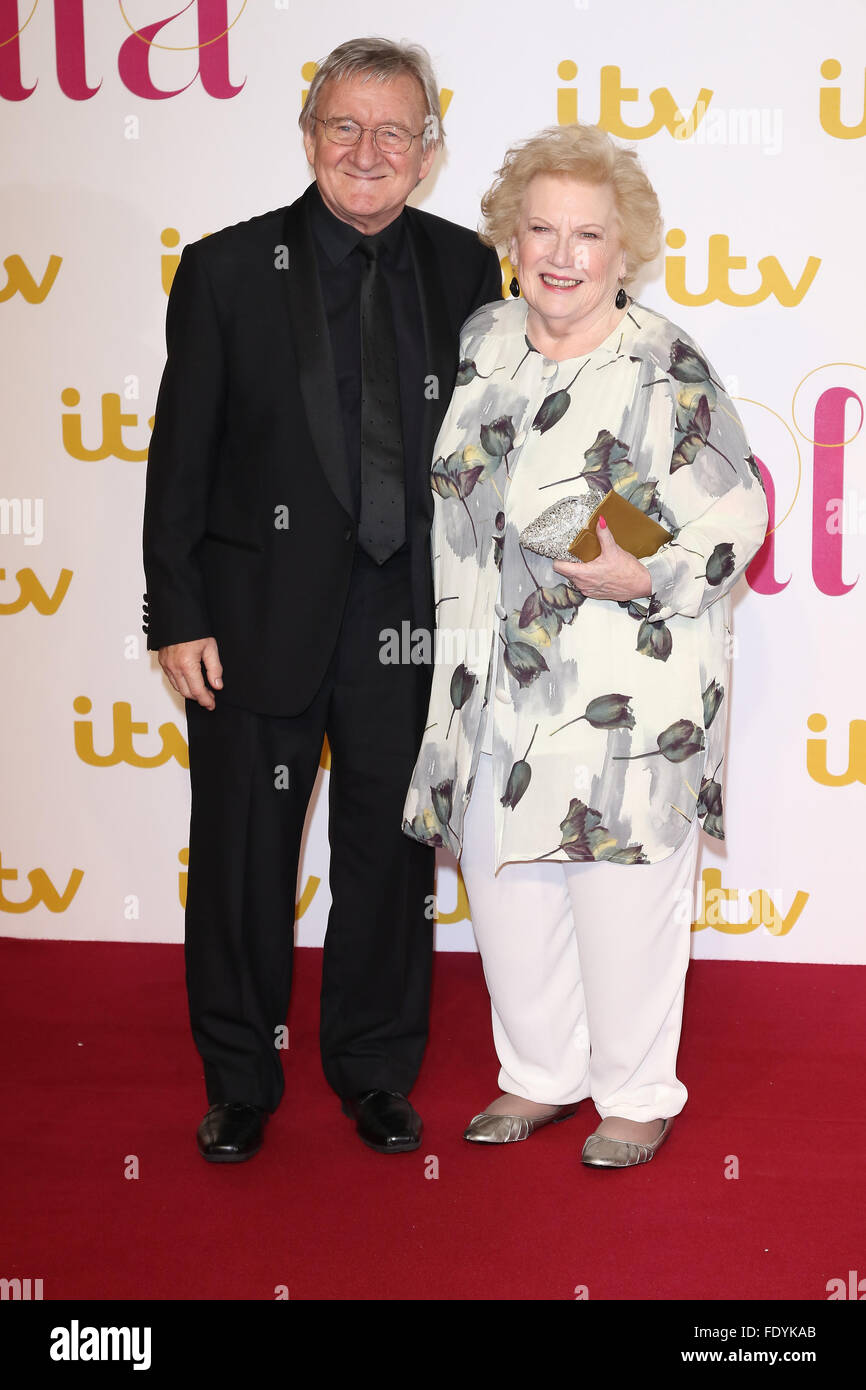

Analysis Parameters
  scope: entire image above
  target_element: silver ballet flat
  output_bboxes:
[463,1104,580,1144]
[581,1116,673,1168]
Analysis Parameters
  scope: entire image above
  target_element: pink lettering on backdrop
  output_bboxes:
[117,0,245,100]
[745,456,790,594]
[0,0,37,100]
[55,0,100,99]
[812,386,862,595]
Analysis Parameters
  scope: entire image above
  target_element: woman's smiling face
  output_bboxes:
[510,174,627,337]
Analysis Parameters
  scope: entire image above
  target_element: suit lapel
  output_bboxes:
[280,186,353,520]
[405,210,455,474]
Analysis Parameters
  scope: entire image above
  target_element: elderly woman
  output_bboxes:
[402,124,768,1167]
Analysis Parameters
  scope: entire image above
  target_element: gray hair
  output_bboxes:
[299,36,444,149]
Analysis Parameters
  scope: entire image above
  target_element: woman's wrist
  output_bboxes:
[635,563,653,598]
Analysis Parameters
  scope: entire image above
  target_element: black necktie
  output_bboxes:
[357,235,405,563]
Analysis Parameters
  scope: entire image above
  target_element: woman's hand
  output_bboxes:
[552,517,653,600]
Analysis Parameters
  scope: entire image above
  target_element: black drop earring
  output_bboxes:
[509,276,520,298]
[615,285,627,309]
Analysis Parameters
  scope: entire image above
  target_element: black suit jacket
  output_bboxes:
[142,181,502,716]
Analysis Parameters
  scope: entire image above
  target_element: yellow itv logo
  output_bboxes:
[807,713,866,786]
[0,568,72,615]
[0,854,83,914]
[73,697,188,769]
[556,61,713,139]
[61,390,152,462]
[819,60,866,139]
[665,230,820,307]
[0,254,62,303]
[691,869,808,936]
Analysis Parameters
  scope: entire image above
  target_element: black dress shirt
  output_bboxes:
[308,182,426,555]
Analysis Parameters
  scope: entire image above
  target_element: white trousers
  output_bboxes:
[460,754,701,1121]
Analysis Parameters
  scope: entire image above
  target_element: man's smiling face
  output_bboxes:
[304,71,436,235]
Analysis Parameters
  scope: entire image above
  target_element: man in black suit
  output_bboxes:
[142,37,501,1161]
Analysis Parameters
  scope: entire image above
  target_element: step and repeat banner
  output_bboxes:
[1,0,863,961]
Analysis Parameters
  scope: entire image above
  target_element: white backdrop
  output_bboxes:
[2,0,864,962]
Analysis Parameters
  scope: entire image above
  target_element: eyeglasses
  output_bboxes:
[312,116,424,155]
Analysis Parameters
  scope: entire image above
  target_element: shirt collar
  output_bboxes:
[309,181,406,266]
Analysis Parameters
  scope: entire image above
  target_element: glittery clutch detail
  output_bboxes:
[520,490,672,562]
[518,494,601,560]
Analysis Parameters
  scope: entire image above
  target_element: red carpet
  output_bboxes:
[0,938,863,1301]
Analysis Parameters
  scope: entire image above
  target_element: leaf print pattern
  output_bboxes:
[498,574,584,690]
[431,779,454,829]
[431,447,487,548]
[696,766,724,840]
[538,428,639,495]
[536,798,647,864]
[500,726,538,810]
[614,718,706,764]
[579,428,641,493]
[552,693,635,737]
[501,634,549,687]
[617,592,673,661]
[518,582,584,636]
[456,358,501,386]
[667,339,725,389]
[500,550,585,664]
[480,415,516,476]
[510,335,538,380]
[702,679,724,728]
[403,806,447,849]
[403,297,769,867]
[670,390,713,474]
[531,362,589,434]
[636,615,672,661]
[618,598,651,620]
[698,542,737,586]
[642,340,739,476]
[433,447,489,503]
[673,379,716,434]
[430,446,486,501]
[447,664,476,736]
[746,453,766,490]
[635,593,672,662]
[626,479,660,515]
[480,416,515,458]
[672,385,739,475]
[403,776,460,852]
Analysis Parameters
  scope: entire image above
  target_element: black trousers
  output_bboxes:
[184,548,435,1111]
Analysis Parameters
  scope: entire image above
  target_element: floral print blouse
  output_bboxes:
[402,297,769,867]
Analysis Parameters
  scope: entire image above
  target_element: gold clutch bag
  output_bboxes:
[519,489,672,563]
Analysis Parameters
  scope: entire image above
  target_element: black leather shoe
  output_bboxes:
[341,1089,422,1153]
[196,1102,268,1163]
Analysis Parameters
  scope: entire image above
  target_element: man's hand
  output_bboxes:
[552,517,653,602]
[158,637,223,710]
